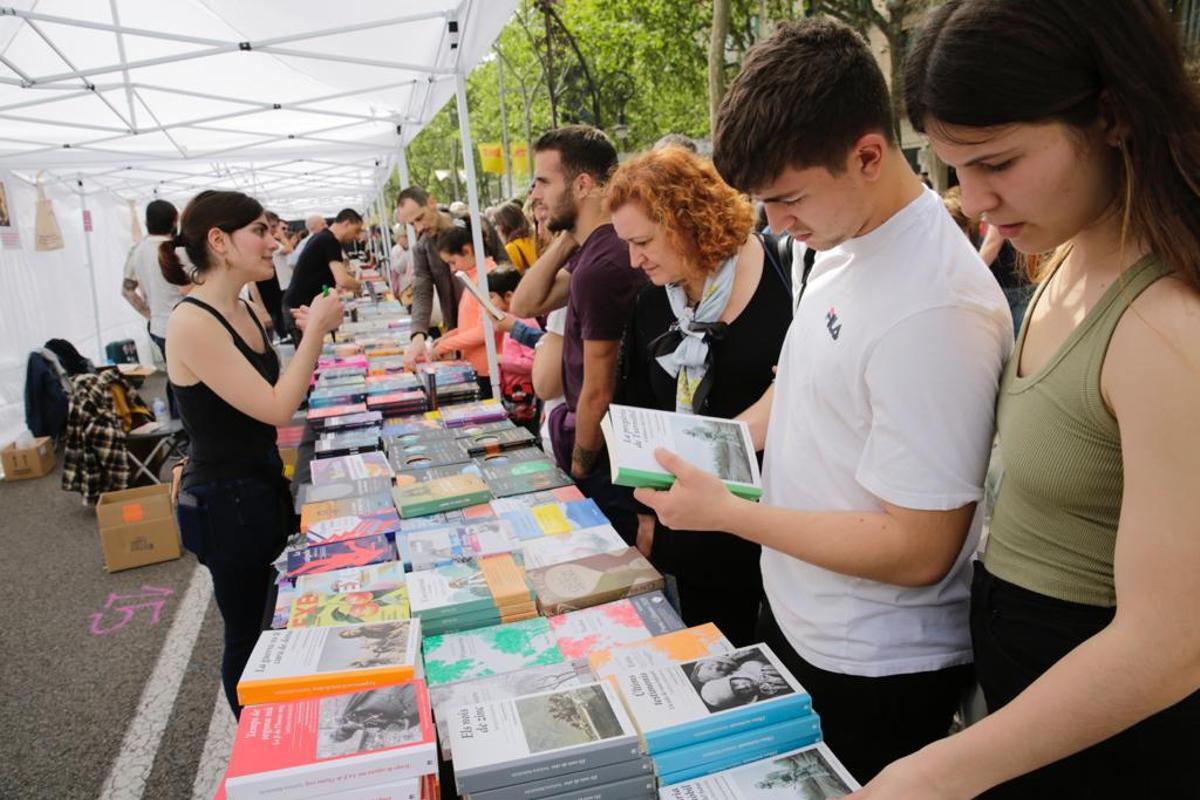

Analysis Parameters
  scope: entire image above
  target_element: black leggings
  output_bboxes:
[177,473,291,717]
[972,562,1200,798]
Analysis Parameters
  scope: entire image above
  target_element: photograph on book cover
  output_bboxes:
[730,748,853,799]
[316,621,415,671]
[670,417,754,484]
[681,647,795,712]
[318,684,424,758]
[513,684,627,755]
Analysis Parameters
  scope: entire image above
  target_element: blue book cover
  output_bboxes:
[653,713,822,779]
[610,643,812,754]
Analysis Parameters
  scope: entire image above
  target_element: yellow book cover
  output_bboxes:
[236,619,421,706]
[479,554,533,608]
[587,623,733,679]
[287,586,410,628]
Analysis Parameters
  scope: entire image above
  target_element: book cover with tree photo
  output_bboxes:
[671,417,754,484]
[514,685,626,754]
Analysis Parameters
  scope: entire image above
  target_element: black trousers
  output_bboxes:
[177,473,291,717]
[757,600,972,785]
[674,572,761,647]
[972,562,1200,798]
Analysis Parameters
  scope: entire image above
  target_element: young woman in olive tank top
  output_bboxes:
[161,190,344,717]
[850,2,1200,798]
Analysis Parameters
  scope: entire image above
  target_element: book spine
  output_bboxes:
[236,664,416,706]
[225,742,437,800]
[468,757,655,800]
[651,714,822,778]
[644,694,812,754]
[536,774,658,800]
[455,737,644,796]
[537,579,665,617]
[400,490,492,519]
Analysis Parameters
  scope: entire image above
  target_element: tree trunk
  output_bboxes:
[709,0,732,132]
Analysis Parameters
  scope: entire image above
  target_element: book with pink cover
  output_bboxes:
[546,591,684,660]
[224,681,437,799]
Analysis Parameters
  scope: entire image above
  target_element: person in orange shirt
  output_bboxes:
[432,220,504,397]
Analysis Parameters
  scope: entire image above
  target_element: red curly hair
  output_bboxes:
[606,146,755,275]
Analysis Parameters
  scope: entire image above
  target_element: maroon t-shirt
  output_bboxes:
[549,223,645,470]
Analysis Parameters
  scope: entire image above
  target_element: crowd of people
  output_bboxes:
[115,0,1199,797]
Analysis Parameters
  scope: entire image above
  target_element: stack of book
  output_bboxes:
[611,644,822,785]
[422,616,565,687]
[527,547,665,615]
[388,438,472,474]
[223,681,438,800]
[368,390,428,416]
[478,455,575,499]
[657,742,860,799]
[447,682,652,800]
[310,452,393,485]
[406,554,537,636]
[393,473,492,519]
[296,475,392,511]
[546,591,685,660]
[310,383,367,408]
[439,400,510,429]
[314,428,383,459]
[307,402,369,428]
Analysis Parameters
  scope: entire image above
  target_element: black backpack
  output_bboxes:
[756,231,816,307]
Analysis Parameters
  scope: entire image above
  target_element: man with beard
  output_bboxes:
[396,186,460,367]
[510,125,647,544]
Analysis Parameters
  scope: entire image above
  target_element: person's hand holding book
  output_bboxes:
[632,448,739,532]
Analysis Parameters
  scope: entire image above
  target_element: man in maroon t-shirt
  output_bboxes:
[510,125,647,543]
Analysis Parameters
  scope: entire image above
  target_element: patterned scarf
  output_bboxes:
[653,254,737,414]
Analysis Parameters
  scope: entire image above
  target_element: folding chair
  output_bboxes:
[125,419,187,484]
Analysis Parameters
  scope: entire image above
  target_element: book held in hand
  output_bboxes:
[237,619,421,706]
[600,404,762,500]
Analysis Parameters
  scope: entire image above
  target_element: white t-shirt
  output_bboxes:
[273,249,293,290]
[124,234,184,339]
[538,308,568,451]
[761,187,1013,678]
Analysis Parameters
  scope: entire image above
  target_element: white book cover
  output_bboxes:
[448,681,641,788]
[658,742,859,800]
[518,525,628,570]
[296,562,407,596]
[600,404,761,500]
[407,520,519,571]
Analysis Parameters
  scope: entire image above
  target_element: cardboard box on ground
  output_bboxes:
[96,484,182,571]
[2,436,56,481]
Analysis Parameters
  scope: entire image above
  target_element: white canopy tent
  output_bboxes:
[0,0,515,446]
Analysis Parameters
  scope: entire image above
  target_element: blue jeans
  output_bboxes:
[176,473,291,716]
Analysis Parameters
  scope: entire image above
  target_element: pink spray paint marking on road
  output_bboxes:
[88,585,175,636]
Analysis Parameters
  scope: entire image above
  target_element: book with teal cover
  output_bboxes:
[422,616,566,686]
[652,714,823,781]
[393,473,492,518]
[406,555,533,621]
[657,741,858,797]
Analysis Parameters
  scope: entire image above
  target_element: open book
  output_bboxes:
[454,271,506,321]
[600,404,762,500]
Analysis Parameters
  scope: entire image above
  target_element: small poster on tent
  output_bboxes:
[0,181,20,250]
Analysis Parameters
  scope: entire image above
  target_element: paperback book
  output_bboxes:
[587,623,733,680]
[307,402,369,424]
[395,503,496,535]
[295,561,406,595]
[600,404,762,500]
[546,591,684,660]
[285,535,396,584]
[518,525,628,570]
[237,619,421,706]
[427,660,593,760]
[653,715,824,784]
[527,548,665,615]
[314,430,382,459]
[311,452,393,485]
[391,462,483,494]
[296,476,393,512]
[438,400,509,428]
[388,439,472,473]
[422,616,565,686]
[406,555,533,626]
[657,742,859,799]
[393,473,492,519]
[403,520,520,572]
[288,586,411,628]
[306,508,403,547]
[468,756,657,800]
[300,492,394,534]
[609,644,812,754]
[224,682,437,799]
[271,584,297,630]
[321,410,385,432]
[480,458,574,499]
[459,426,535,456]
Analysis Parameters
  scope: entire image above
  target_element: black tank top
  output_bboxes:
[173,297,281,485]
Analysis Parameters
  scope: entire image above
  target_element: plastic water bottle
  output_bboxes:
[153,397,168,420]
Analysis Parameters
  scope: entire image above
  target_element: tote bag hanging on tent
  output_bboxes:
[34,177,64,251]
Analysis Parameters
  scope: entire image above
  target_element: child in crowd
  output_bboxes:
[487,267,542,428]
[432,221,503,398]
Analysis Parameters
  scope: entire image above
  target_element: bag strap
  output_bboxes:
[755,231,792,292]
[796,246,816,311]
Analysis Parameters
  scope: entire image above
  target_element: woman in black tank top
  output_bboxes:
[160,190,343,717]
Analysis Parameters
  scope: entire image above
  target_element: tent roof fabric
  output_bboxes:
[0,0,515,214]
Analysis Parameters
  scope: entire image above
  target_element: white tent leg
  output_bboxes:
[453,69,501,402]
[78,178,105,362]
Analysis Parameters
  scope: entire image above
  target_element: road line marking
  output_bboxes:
[191,680,236,800]
[98,565,213,800]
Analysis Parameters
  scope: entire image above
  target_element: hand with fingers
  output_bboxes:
[632,448,739,533]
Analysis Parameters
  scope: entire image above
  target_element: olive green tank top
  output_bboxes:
[983,254,1172,607]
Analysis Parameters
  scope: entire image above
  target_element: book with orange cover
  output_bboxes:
[586,623,734,679]
[299,492,393,534]
[237,619,421,706]
[224,681,436,799]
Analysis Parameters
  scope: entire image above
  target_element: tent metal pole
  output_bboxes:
[376,171,394,289]
[453,68,501,401]
[395,133,417,247]
[78,178,105,362]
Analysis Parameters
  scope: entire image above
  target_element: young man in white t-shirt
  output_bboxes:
[634,19,1013,784]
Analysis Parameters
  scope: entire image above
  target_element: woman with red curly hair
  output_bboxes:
[610,145,792,645]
